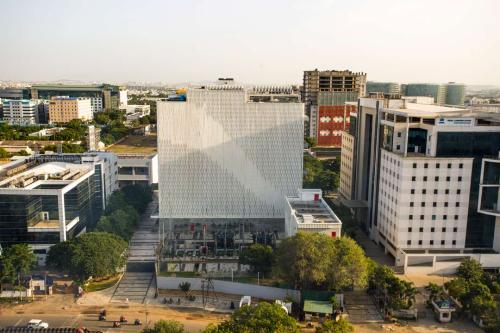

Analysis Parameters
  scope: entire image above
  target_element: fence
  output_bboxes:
[156,276,300,302]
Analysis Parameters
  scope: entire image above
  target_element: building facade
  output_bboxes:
[445,82,465,106]
[157,85,304,219]
[116,153,158,188]
[403,83,447,105]
[303,69,366,148]
[48,97,92,123]
[2,99,39,125]
[366,81,400,95]
[340,95,500,273]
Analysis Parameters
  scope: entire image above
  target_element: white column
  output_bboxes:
[492,217,500,253]
[58,193,67,242]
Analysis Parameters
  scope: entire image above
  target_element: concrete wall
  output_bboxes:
[157,276,300,302]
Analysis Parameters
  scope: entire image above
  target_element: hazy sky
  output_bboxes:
[1,0,499,85]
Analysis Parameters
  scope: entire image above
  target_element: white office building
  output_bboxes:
[157,85,304,219]
[340,94,500,274]
[2,99,39,125]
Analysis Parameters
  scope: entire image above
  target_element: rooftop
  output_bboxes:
[287,190,342,226]
[385,102,465,117]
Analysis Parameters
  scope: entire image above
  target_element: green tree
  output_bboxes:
[0,148,10,158]
[121,184,153,214]
[46,241,76,272]
[179,281,191,297]
[239,244,275,275]
[142,319,184,333]
[315,318,354,333]
[3,244,36,285]
[203,303,299,333]
[457,258,484,282]
[328,237,368,290]
[0,255,16,290]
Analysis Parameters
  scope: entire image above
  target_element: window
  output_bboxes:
[396,145,401,150]
[459,163,463,169]
[453,227,458,232]
[419,227,424,232]
[408,227,412,232]
[432,215,436,220]
[442,227,446,232]
[407,240,411,245]
[409,215,413,220]
[412,176,416,181]
[446,176,451,181]
[447,163,452,169]
[418,240,423,245]
[431,227,435,232]
[424,163,428,168]
[441,240,445,245]
[410,202,414,207]
[455,202,460,207]
[436,163,440,168]
[422,189,427,194]
[420,215,424,220]
[435,176,439,181]
[421,202,425,207]
[398,132,402,138]
[458,176,462,181]
[413,163,417,168]
[452,240,456,245]
[411,189,415,194]
[434,189,438,194]
[423,176,428,181]
[443,215,447,220]
[454,215,459,220]
[445,190,450,195]
[430,240,434,245]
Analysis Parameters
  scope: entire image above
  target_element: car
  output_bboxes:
[27,319,49,329]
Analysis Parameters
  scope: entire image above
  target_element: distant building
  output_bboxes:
[366,81,400,95]
[157,84,303,219]
[445,82,465,106]
[403,83,447,105]
[340,94,500,274]
[86,125,101,151]
[125,104,151,122]
[116,153,158,188]
[49,97,92,123]
[0,88,30,100]
[1,99,39,125]
[0,152,118,264]
[285,189,342,237]
[303,69,366,148]
[30,84,126,110]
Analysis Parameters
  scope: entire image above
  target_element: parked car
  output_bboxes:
[27,319,49,329]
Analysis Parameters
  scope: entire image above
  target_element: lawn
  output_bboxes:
[84,274,122,292]
[106,134,157,154]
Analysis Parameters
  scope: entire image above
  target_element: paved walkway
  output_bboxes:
[110,196,159,304]
[343,291,383,323]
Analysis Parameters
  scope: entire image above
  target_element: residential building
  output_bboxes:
[340,94,500,273]
[157,85,303,219]
[445,82,466,106]
[30,84,126,110]
[48,97,92,123]
[366,81,400,95]
[303,69,366,148]
[0,152,118,264]
[116,153,158,188]
[285,189,342,237]
[2,99,39,125]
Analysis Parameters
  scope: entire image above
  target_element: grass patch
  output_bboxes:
[106,134,157,154]
[83,274,121,292]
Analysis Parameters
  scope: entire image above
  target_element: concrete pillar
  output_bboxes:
[58,193,67,242]
[493,217,500,253]
[432,255,437,270]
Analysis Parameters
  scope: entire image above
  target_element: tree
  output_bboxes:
[203,302,299,333]
[328,237,369,290]
[142,319,184,333]
[457,258,484,282]
[3,244,36,285]
[46,232,127,281]
[179,282,191,297]
[0,148,10,158]
[239,244,274,275]
[121,184,153,214]
[315,318,353,333]
[0,255,16,290]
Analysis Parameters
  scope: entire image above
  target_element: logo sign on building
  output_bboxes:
[436,118,474,126]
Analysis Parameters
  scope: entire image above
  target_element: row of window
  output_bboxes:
[412,176,463,181]
[410,202,461,207]
[409,214,459,220]
[413,162,463,169]
[408,227,458,232]
[407,240,457,246]
[411,189,461,195]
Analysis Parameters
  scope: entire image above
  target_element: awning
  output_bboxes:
[303,300,333,314]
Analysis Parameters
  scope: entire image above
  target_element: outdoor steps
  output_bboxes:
[344,291,383,323]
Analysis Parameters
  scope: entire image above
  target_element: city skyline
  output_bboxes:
[1,0,500,85]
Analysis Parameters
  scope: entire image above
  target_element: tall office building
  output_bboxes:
[2,99,39,125]
[403,83,447,105]
[366,81,400,95]
[444,82,465,106]
[303,69,366,148]
[48,96,93,123]
[340,94,500,273]
[0,153,118,264]
[157,85,304,220]
[30,84,127,110]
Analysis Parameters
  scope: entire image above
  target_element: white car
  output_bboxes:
[27,319,49,329]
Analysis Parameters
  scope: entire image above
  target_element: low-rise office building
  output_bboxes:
[285,189,342,237]
[116,153,158,188]
[49,97,92,123]
[1,99,39,125]
[340,94,500,273]
[0,153,118,264]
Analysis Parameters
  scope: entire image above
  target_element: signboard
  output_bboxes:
[436,118,474,126]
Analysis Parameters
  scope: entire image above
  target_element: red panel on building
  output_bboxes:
[316,105,355,147]
[331,231,337,238]
[314,193,319,201]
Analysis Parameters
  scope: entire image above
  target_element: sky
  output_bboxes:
[1,0,500,86]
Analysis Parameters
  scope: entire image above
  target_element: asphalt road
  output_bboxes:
[0,313,208,333]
